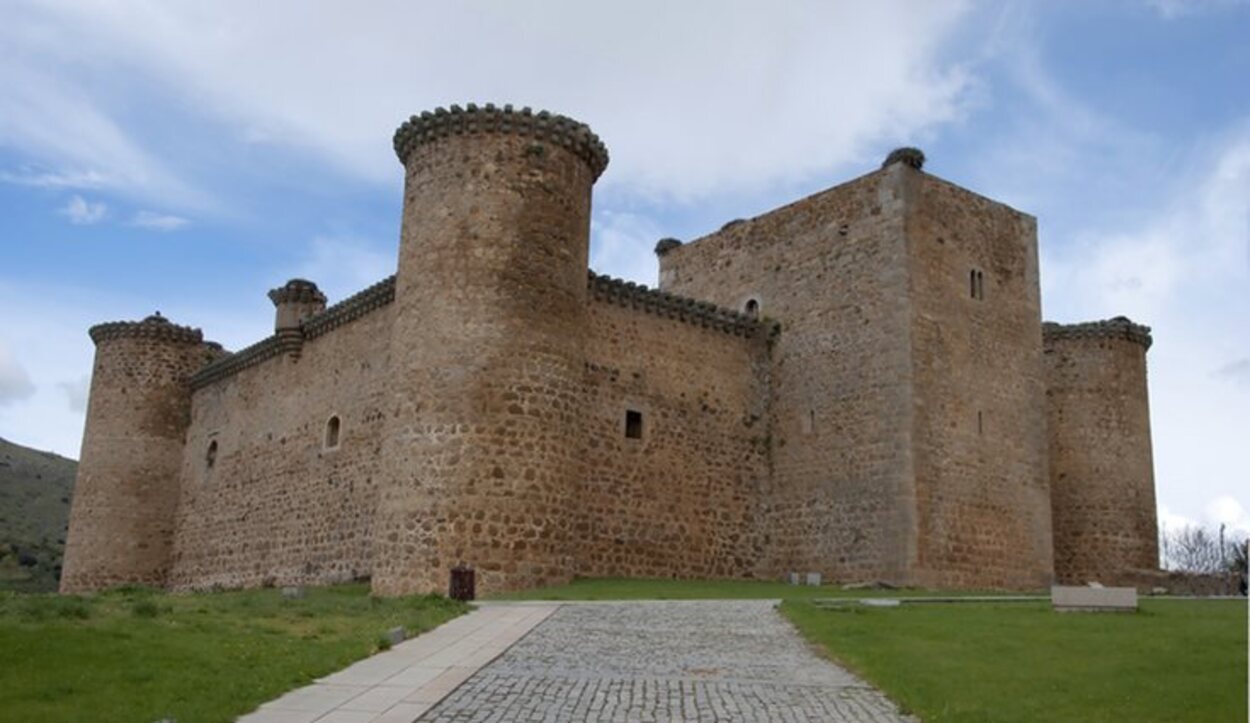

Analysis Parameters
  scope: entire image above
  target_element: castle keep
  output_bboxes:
[61,104,1160,595]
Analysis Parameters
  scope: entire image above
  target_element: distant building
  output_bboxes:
[61,104,1160,595]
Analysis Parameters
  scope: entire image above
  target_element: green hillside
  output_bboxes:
[0,437,76,592]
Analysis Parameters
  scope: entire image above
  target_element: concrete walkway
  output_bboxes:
[238,604,557,723]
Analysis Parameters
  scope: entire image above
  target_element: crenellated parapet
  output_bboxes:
[1043,316,1152,350]
[588,271,774,339]
[189,275,398,389]
[302,276,395,339]
[89,313,204,346]
[393,103,609,179]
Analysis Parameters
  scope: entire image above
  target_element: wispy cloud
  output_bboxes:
[7,1,975,200]
[288,236,394,301]
[59,194,107,225]
[1148,0,1250,19]
[56,375,89,413]
[130,210,189,231]
[0,343,37,406]
[0,167,113,189]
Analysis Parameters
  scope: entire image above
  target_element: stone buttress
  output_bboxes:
[60,314,220,592]
[1044,317,1158,584]
[372,104,609,595]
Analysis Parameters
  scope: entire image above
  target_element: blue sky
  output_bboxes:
[1,0,1246,538]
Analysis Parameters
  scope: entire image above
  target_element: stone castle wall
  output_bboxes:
[903,172,1053,589]
[167,296,395,590]
[1044,319,1158,585]
[577,281,771,580]
[659,167,920,585]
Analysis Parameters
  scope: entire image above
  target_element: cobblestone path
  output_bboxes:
[418,601,915,722]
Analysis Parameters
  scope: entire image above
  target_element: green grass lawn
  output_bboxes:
[490,575,1018,601]
[0,584,467,723]
[784,598,1248,723]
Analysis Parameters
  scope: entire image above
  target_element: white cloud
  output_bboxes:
[1148,0,1250,19]
[288,236,395,302]
[57,375,89,413]
[0,167,113,190]
[590,211,664,287]
[1042,127,1250,536]
[6,0,974,201]
[59,194,107,224]
[0,343,37,406]
[130,210,189,231]
[1205,496,1250,537]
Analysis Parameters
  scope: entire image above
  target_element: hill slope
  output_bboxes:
[0,437,76,592]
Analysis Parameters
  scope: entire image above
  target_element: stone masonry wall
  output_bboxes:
[576,293,770,579]
[167,303,395,590]
[1044,320,1158,585]
[61,318,219,593]
[660,167,919,584]
[904,171,1053,589]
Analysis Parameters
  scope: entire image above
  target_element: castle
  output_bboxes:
[60,104,1160,596]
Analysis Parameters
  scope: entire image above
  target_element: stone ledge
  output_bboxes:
[301,275,396,340]
[1043,316,1152,350]
[189,336,284,390]
[394,104,609,180]
[588,271,775,339]
[88,313,203,346]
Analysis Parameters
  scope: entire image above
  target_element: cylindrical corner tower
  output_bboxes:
[373,104,608,596]
[61,314,216,592]
[1044,317,1158,585]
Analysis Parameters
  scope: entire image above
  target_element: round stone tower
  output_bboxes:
[373,104,609,595]
[1043,317,1158,585]
[61,314,218,593]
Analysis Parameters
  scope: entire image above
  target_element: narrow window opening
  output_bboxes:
[744,298,760,320]
[970,269,985,300]
[325,415,341,449]
[977,410,984,435]
[625,409,643,439]
[801,409,815,435]
[205,440,217,469]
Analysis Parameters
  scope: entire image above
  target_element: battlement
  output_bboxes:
[1043,317,1152,350]
[88,313,205,346]
[393,103,609,179]
[587,271,773,338]
[267,278,326,306]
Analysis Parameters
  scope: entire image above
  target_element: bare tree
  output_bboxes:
[1160,523,1235,574]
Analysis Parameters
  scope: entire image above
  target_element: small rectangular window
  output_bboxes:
[625,410,643,439]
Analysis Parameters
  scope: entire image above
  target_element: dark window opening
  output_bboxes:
[970,269,985,300]
[205,440,217,469]
[977,410,984,435]
[744,298,760,320]
[325,415,341,449]
[625,409,643,439]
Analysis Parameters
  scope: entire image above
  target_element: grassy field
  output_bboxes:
[0,584,466,723]
[491,575,1016,600]
[785,599,1247,723]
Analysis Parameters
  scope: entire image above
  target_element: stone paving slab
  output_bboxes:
[418,601,916,722]
[238,604,557,723]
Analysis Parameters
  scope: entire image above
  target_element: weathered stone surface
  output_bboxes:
[61,103,1159,596]
[1045,320,1158,586]
[1051,585,1138,611]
